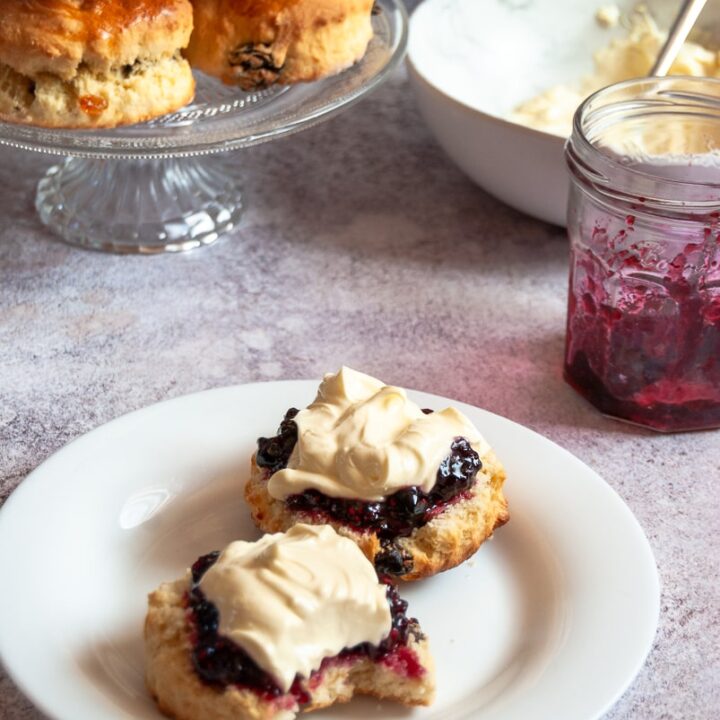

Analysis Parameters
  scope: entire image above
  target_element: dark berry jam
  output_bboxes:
[188,552,302,701]
[374,540,414,577]
[565,221,720,432]
[339,583,418,661]
[186,552,424,698]
[191,551,220,584]
[256,408,299,473]
[286,442,480,540]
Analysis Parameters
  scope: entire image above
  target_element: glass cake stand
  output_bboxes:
[0,0,407,254]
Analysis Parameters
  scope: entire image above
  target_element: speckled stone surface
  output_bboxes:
[0,12,719,720]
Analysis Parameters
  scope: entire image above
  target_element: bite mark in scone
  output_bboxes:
[145,525,435,720]
[244,368,509,582]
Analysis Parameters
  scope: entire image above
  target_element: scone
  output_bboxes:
[245,367,509,582]
[0,0,195,128]
[186,0,375,89]
[145,524,435,720]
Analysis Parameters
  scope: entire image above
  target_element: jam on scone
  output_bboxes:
[145,524,435,720]
[246,367,509,582]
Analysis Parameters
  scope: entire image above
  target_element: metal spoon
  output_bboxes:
[650,0,709,76]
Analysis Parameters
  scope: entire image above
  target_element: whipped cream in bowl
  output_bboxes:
[512,5,720,139]
[407,0,720,226]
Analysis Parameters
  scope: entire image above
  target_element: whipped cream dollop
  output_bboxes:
[512,6,720,138]
[199,524,392,692]
[267,367,488,502]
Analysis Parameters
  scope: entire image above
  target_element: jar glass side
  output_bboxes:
[563,77,720,432]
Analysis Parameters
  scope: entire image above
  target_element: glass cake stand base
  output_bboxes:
[0,0,406,254]
[35,156,243,254]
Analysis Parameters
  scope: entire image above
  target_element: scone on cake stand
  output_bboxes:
[0,0,407,254]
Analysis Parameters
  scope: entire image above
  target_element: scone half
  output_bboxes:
[0,0,195,128]
[146,580,433,720]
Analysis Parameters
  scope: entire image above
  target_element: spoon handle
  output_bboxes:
[650,0,709,76]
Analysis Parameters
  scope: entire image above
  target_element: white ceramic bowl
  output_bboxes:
[407,0,718,226]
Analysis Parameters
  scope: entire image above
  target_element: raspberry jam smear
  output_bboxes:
[565,215,720,432]
[186,551,425,701]
[256,408,483,539]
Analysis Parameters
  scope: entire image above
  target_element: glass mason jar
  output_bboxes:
[564,77,720,432]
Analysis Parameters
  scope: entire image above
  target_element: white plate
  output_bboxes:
[0,381,659,720]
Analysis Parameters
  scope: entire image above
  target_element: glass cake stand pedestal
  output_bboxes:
[0,0,406,254]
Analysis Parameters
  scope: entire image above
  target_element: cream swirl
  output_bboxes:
[267,367,489,502]
[198,524,392,692]
[511,6,720,138]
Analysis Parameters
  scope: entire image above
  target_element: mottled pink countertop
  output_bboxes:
[0,45,718,720]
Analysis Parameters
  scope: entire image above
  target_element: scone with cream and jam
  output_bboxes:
[186,0,375,90]
[145,524,434,720]
[245,367,509,582]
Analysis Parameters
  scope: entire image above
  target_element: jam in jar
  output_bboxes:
[564,77,720,432]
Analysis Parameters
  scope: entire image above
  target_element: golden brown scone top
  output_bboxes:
[0,0,193,80]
